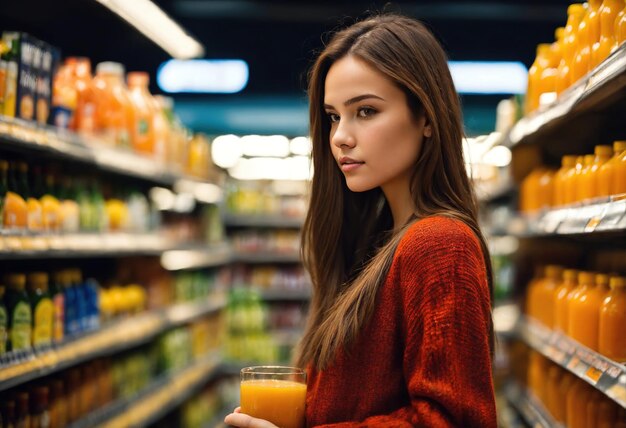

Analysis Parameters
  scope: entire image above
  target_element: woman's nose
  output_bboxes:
[331,120,356,149]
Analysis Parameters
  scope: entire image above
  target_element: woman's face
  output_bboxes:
[324,55,429,195]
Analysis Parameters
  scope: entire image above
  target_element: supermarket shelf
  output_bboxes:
[0,296,226,392]
[476,178,515,203]
[0,116,217,187]
[70,352,222,428]
[503,42,626,150]
[233,251,301,264]
[503,381,563,428]
[257,288,311,301]
[510,199,626,238]
[519,317,626,409]
[224,213,304,228]
[160,243,234,271]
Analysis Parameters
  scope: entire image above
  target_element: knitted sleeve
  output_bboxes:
[314,217,497,428]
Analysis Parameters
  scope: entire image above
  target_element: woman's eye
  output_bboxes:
[327,112,340,123]
[357,107,377,118]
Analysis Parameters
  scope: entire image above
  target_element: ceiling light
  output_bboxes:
[290,137,312,156]
[240,135,290,157]
[157,59,249,93]
[94,0,204,59]
[448,61,527,94]
[211,134,242,168]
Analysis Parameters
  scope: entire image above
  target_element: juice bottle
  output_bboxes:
[555,269,577,332]
[566,379,594,428]
[554,155,577,206]
[588,0,605,52]
[526,44,552,113]
[592,0,623,66]
[572,4,593,83]
[61,270,79,336]
[537,34,562,108]
[557,4,587,94]
[0,285,7,355]
[72,57,96,134]
[526,266,545,319]
[544,364,563,421]
[575,154,595,203]
[93,62,133,148]
[28,272,53,348]
[50,271,65,343]
[597,140,626,197]
[598,275,626,362]
[18,162,44,232]
[597,398,618,428]
[3,161,27,231]
[3,37,18,118]
[537,265,563,328]
[151,95,169,164]
[0,160,8,224]
[527,350,548,403]
[612,140,626,196]
[564,156,584,205]
[588,145,613,200]
[586,390,604,427]
[59,177,80,233]
[5,273,32,351]
[127,71,155,155]
[558,371,576,426]
[40,170,61,232]
[49,378,67,428]
[50,60,77,129]
[615,1,626,47]
[0,39,10,113]
[569,271,600,350]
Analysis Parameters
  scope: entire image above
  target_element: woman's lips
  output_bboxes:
[339,156,364,172]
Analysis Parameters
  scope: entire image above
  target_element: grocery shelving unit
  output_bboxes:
[503,381,563,428]
[223,213,304,229]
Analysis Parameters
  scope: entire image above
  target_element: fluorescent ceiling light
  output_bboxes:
[290,137,312,156]
[240,135,290,157]
[158,59,249,93]
[212,134,242,168]
[448,61,527,94]
[95,0,204,59]
[228,156,312,181]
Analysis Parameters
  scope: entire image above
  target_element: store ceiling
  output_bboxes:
[1,0,575,135]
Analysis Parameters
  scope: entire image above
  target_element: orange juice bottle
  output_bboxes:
[537,35,562,107]
[545,364,563,421]
[3,161,27,230]
[592,0,623,66]
[93,62,133,148]
[526,44,552,113]
[597,398,619,428]
[589,0,605,50]
[563,156,584,204]
[612,140,626,196]
[40,171,61,232]
[597,141,626,197]
[527,351,549,403]
[127,72,155,156]
[576,154,595,203]
[537,265,563,328]
[572,4,593,83]
[18,162,43,232]
[554,155,577,206]
[557,4,587,94]
[50,61,77,129]
[151,95,169,164]
[588,145,613,200]
[566,379,594,428]
[586,390,605,427]
[555,269,578,332]
[72,57,96,134]
[569,271,601,350]
[526,266,545,319]
[598,275,626,362]
[558,371,576,426]
[615,1,626,47]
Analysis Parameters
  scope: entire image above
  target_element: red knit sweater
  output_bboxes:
[305,216,496,427]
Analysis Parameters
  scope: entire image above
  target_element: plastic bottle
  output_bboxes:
[5,273,32,351]
[40,171,61,232]
[586,390,605,427]
[554,155,577,206]
[3,37,19,118]
[527,351,549,403]
[597,398,618,428]
[572,3,593,82]
[569,271,601,350]
[50,59,77,129]
[558,371,576,426]
[599,275,626,362]
[555,269,578,332]
[127,71,155,155]
[526,44,553,114]
[50,271,65,343]
[557,4,587,94]
[0,285,7,355]
[537,265,563,328]
[566,379,594,428]
[615,0,626,47]
[588,0,605,52]
[587,145,613,200]
[597,141,626,197]
[72,57,96,134]
[545,364,563,422]
[526,266,544,320]
[575,154,596,204]
[564,156,585,205]
[592,0,623,66]
[92,62,133,148]
[4,162,28,231]
[28,272,53,348]
[536,33,562,108]
[0,160,8,225]
[611,140,626,196]
[59,177,80,233]
[61,270,78,336]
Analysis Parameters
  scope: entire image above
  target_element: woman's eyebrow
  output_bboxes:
[324,94,385,110]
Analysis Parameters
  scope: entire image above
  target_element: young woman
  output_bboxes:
[226,14,497,427]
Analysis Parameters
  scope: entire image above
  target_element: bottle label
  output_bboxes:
[10,301,32,351]
[33,298,53,346]
[0,306,7,354]
[53,293,64,341]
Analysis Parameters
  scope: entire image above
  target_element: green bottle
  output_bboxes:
[5,273,32,352]
[27,272,53,348]
[0,285,8,355]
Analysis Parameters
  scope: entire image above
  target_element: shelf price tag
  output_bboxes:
[539,209,566,234]
[585,366,603,384]
[595,200,626,231]
[557,209,587,234]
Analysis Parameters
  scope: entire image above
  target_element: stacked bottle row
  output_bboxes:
[526,265,626,361]
[232,230,301,254]
[526,0,626,114]
[0,313,223,428]
[524,348,626,427]
[226,181,307,219]
[520,141,626,212]
[231,265,310,293]
[0,159,156,234]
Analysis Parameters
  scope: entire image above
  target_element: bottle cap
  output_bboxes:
[584,154,595,166]
[613,141,626,153]
[594,145,612,157]
[5,274,26,290]
[545,265,563,281]
[563,269,578,282]
[27,272,49,291]
[561,155,576,168]
[127,71,149,87]
[96,61,125,76]
[595,273,609,287]
[578,271,595,285]
[609,276,626,289]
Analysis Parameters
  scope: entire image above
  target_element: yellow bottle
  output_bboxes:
[527,351,549,403]
[612,140,626,196]
[537,34,562,108]
[615,0,626,47]
[588,145,613,200]
[598,276,626,362]
[592,0,623,66]
[545,364,563,422]
[526,266,545,319]
[558,371,577,426]
[537,265,563,328]
[557,4,587,94]
[566,379,594,428]
[554,155,577,206]
[597,141,626,197]
[564,156,584,204]
[572,4,593,82]
[526,44,553,113]
[586,390,605,427]
[569,271,601,350]
[597,398,619,428]
[575,154,596,203]
[555,269,578,332]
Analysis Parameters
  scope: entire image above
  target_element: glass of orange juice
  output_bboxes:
[240,366,307,428]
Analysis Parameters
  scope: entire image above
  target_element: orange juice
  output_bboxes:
[597,398,618,428]
[72,57,96,134]
[616,1,626,47]
[612,140,626,196]
[93,62,133,148]
[566,379,594,428]
[588,145,613,199]
[586,390,604,427]
[589,0,605,49]
[576,154,596,203]
[526,266,545,319]
[555,269,578,332]
[537,36,561,107]
[526,44,553,113]
[527,351,548,403]
[599,276,626,362]
[592,0,623,66]
[554,155,577,206]
[569,271,601,350]
[127,72,155,155]
[544,364,562,421]
[597,141,626,197]
[557,4,587,94]
[240,380,306,428]
[558,371,576,426]
[572,5,593,82]
[537,265,563,328]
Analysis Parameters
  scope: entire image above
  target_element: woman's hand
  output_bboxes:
[224,407,278,428]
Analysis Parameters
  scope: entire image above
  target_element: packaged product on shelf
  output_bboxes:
[36,39,55,125]
[40,170,61,232]
[92,61,132,148]
[599,275,626,362]
[556,4,585,95]
[18,162,44,232]
[617,3,626,47]
[51,271,65,343]
[0,38,9,112]
[4,161,27,230]
[30,385,50,428]
[127,71,155,156]
[50,58,77,129]
[27,272,53,348]
[5,273,32,352]
[592,0,623,67]
[0,284,7,355]
[71,57,96,133]
[59,177,80,233]
[568,271,601,351]
[1,33,19,118]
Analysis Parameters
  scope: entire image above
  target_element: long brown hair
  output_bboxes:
[296,14,493,370]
